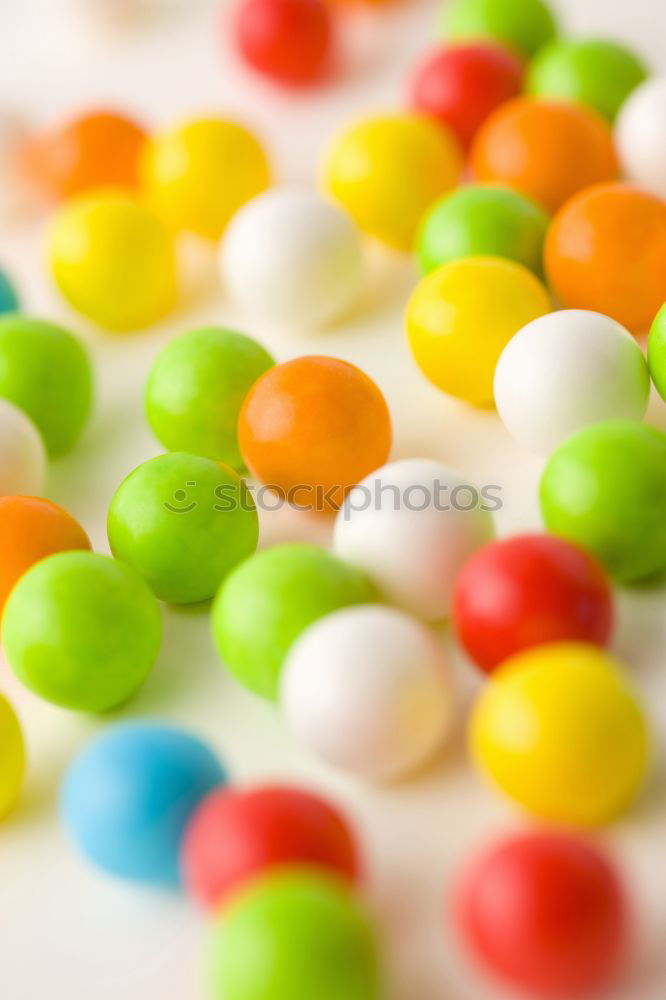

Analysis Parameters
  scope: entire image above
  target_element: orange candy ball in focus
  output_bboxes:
[239,356,392,513]
[545,183,666,334]
[471,97,618,213]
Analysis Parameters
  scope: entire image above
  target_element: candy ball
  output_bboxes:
[494,310,650,455]
[471,642,649,826]
[406,256,551,406]
[0,496,90,614]
[0,693,25,818]
[234,0,335,87]
[207,869,381,1000]
[540,420,666,583]
[456,832,627,996]
[470,97,617,213]
[142,118,271,241]
[281,605,455,780]
[417,184,549,276]
[453,534,613,674]
[48,190,177,332]
[0,400,46,496]
[61,722,226,887]
[334,458,494,621]
[409,43,523,152]
[0,269,18,314]
[440,0,557,58]
[322,114,462,251]
[3,551,161,712]
[108,452,258,604]
[145,326,274,468]
[545,182,666,334]
[212,543,375,700]
[239,355,392,513]
[182,784,360,909]
[527,38,648,122]
[648,303,666,400]
[0,315,92,457]
[615,76,666,201]
[220,188,363,329]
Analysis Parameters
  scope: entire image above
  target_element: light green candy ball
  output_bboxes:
[441,0,558,58]
[2,551,161,712]
[145,326,274,469]
[207,869,381,1000]
[647,303,666,400]
[0,314,93,457]
[108,452,258,604]
[212,543,376,700]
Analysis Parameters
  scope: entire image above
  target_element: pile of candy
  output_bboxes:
[1,0,666,996]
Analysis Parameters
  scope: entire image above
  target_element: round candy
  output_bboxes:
[334,458,494,621]
[471,642,649,826]
[456,832,627,996]
[108,452,258,604]
[540,420,666,583]
[0,268,18,314]
[648,303,666,400]
[0,693,25,818]
[322,113,462,251]
[406,255,551,406]
[61,722,225,887]
[0,315,92,457]
[545,182,666,334]
[615,76,666,201]
[142,118,271,240]
[470,97,617,213]
[440,0,557,59]
[145,326,274,468]
[453,534,613,673]
[527,38,647,122]
[220,188,363,329]
[212,543,375,700]
[239,355,392,513]
[2,551,161,712]
[494,309,650,454]
[409,43,523,152]
[0,496,90,614]
[0,399,46,496]
[182,784,360,909]
[48,190,177,332]
[234,0,335,87]
[281,605,455,781]
[417,184,549,276]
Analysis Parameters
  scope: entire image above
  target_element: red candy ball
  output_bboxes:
[234,0,335,87]
[409,44,524,152]
[453,534,613,674]
[455,832,628,997]
[181,784,361,909]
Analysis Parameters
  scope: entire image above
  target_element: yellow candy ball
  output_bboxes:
[470,642,650,827]
[0,692,25,818]
[406,255,551,406]
[48,191,177,333]
[142,118,271,241]
[322,114,462,252]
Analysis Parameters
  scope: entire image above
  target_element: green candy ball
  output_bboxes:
[441,0,557,58]
[0,315,93,457]
[540,420,666,584]
[417,185,549,276]
[207,869,381,1000]
[2,551,161,712]
[145,326,274,469]
[212,543,376,700]
[527,39,648,122]
[647,303,666,400]
[108,452,258,604]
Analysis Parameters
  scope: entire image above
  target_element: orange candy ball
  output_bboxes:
[471,97,618,213]
[239,356,392,513]
[546,183,666,333]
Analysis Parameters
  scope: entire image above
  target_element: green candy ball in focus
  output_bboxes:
[441,0,557,59]
[647,303,666,400]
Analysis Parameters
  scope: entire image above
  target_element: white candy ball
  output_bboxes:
[281,605,454,781]
[220,188,364,329]
[0,399,47,496]
[615,77,666,201]
[333,458,495,622]
[494,310,649,456]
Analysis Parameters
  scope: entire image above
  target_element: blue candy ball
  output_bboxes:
[0,271,19,314]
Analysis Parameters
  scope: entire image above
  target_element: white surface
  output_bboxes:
[615,76,666,201]
[1,2,666,999]
[0,399,47,497]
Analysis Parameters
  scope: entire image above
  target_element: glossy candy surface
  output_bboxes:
[234,0,335,87]
[647,303,666,400]
[615,76,666,200]
[440,0,557,58]
[0,693,25,819]
[0,269,18,314]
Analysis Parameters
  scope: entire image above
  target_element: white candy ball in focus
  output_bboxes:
[280,605,454,781]
[615,77,666,201]
[0,399,47,496]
